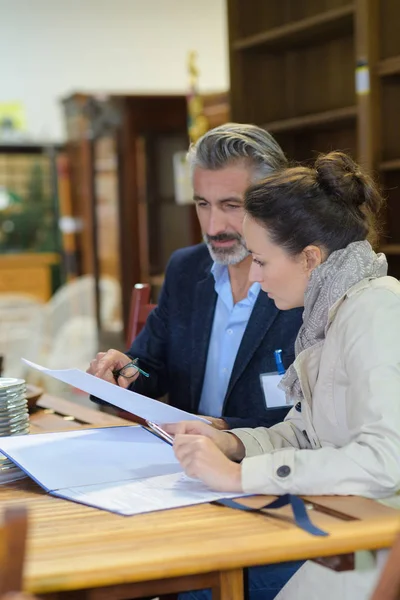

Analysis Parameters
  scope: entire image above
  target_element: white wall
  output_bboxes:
[0,0,228,142]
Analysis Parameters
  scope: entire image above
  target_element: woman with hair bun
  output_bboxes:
[168,152,400,600]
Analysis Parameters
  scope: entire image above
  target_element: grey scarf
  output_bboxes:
[280,240,388,403]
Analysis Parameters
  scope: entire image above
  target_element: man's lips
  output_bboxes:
[210,239,237,247]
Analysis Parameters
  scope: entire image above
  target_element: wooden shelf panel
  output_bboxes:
[380,244,400,256]
[379,159,400,172]
[0,143,62,154]
[377,55,400,77]
[263,106,357,134]
[233,5,354,52]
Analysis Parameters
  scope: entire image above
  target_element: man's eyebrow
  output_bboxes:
[219,197,244,204]
[193,195,243,203]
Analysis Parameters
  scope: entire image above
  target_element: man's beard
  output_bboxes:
[203,233,250,266]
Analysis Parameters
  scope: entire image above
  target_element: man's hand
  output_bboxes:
[87,349,139,388]
[163,421,245,461]
[173,434,242,492]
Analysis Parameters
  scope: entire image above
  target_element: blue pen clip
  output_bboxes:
[274,349,285,375]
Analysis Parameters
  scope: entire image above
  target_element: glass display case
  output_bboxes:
[0,144,61,300]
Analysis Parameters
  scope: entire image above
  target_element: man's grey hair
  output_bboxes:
[187,122,287,181]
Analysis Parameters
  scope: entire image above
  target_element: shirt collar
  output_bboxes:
[211,262,261,302]
[211,261,226,283]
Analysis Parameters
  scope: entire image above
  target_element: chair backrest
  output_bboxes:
[126,284,157,348]
[42,275,96,340]
[370,531,400,600]
[0,506,28,596]
[0,294,45,378]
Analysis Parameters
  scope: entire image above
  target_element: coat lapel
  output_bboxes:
[190,269,217,412]
[224,291,279,402]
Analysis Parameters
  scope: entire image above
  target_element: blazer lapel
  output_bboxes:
[224,291,279,401]
[190,272,217,413]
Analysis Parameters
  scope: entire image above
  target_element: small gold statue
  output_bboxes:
[187,51,209,143]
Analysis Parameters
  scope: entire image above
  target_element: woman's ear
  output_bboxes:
[303,245,324,273]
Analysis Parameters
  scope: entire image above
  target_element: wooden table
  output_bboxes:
[29,393,132,433]
[3,478,400,599]
[1,394,399,600]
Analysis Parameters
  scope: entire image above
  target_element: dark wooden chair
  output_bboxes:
[117,284,157,423]
[370,532,400,600]
[126,283,157,348]
[0,506,35,598]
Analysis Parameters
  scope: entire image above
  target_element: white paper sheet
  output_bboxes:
[22,358,204,424]
[0,426,181,491]
[54,471,245,516]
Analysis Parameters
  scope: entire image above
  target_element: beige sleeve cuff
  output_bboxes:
[230,427,275,457]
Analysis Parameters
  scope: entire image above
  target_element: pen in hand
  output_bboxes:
[122,411,174,446]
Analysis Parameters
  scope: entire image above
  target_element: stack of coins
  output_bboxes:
[0,378,29,483]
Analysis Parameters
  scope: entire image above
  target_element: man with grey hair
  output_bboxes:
[88,123,302,430]
[187,123,286,268]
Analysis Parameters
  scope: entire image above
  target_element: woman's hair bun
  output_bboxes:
[315,151,367,208]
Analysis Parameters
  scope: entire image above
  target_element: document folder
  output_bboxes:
[0,426,244,516]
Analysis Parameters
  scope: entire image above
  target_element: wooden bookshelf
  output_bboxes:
[227,0,400,277]
[380,245,400,256]
[264,106,357,134]
[378,1,400,276]
[233,5,354,51]
[379,159,400,172]
[377,55,400,77]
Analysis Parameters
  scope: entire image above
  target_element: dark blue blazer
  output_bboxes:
[126,244,303,429]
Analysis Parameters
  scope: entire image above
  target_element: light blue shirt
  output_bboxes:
[198,263,261,417]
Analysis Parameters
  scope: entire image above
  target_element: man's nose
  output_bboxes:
[207,208,226,236]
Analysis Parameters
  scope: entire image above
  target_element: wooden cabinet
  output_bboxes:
[227,0,400,278]
[62,92,229,339]
[0,253,60,301]
[63,93,192,338]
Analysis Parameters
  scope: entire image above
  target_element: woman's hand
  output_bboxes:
[198,416,229,430]
[163,421,246,492]
[173,433,243,493]
[163,421,245,461]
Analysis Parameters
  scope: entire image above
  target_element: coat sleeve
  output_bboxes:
[223,407,291,430]
[231,406,311,454]
[232,286,400,498]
